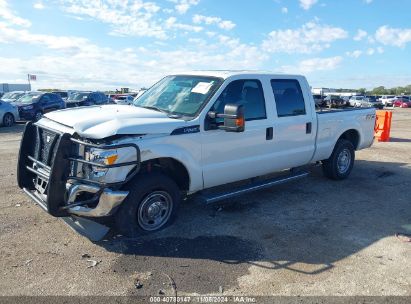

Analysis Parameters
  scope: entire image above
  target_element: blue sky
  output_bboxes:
[0,0,410,90]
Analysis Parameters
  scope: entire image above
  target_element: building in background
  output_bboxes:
[0,83,31,94]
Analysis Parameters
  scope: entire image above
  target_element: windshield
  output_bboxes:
[134,75,222,117]
[2,92,15,99]
[17,93,41,104]
[2,92,24,100]
[69,92,89,101]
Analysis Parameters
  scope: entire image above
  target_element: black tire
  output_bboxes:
[115,172,181,237]
[322,139,355,180]
[2,113,14,127]
[34,111,43,121]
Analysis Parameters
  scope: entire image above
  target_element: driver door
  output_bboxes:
[201,78,274,189]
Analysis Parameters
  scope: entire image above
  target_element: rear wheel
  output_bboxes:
[115,172,181,237]
[322,139,355,180]
[2,113,14,127]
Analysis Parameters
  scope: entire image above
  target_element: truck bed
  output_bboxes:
[312,106,376,162]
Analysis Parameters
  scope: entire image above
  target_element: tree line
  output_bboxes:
[336,85,411,96]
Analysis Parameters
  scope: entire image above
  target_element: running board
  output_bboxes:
[198,171,309,205]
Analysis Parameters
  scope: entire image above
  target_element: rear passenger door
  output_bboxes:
[50,94,62,109]
[40,94,53,113]
[269,78,316,169]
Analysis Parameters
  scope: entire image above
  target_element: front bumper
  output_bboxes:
[18,109,36,120]
[17,122,140,217]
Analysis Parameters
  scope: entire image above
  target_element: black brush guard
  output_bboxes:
[17,122,140,217]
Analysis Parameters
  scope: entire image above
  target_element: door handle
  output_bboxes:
[306,122,312,134]
[266,127,273,140]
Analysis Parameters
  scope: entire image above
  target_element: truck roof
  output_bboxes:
[174,70,304,80]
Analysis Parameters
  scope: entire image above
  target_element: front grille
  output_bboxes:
[33,127,60,166]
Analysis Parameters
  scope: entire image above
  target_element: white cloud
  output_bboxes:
[377,46,384,54]
[346,50,362,58]
[375,25,411,47]
[280,56,343,74]
[364,0,373,4]
[299,0,318,10]
[366,48,375,55]
[165,17,202,32]
[33,2,45,9]
[281,7,288,14]
[192,14,236,31]
[0,22,89,50]
[0,0,31,27]
[353,29,367,41]
[170,0,200,14]
[59,0,166,39]
[0,10,267,90]
[262,20,348,54]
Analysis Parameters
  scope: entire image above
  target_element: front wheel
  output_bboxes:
[115,172,181,237]
[322,139,355,180]
[34,111,43,121]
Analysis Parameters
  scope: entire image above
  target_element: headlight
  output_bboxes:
[21,105,34,110]
[83,148,118,181]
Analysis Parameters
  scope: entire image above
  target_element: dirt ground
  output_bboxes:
[0,109,410,297]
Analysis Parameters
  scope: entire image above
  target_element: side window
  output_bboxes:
[271,79,306,117]
[212,79,266,121]
[41,95,51,104]
[50,94,59,102]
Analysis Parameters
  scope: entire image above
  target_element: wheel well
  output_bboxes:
[339,129,360,149]
[139,158,190,191]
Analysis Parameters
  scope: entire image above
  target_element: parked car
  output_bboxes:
[0,100,19,127]
[17,71,376,238]
[349,96,368,107]
[52,91,69,101]
[0,91,26,103]
[380,95,396,106]
[324,95,345,108]
[66,91,108,108]
[352,96,383,109]
[106,94,115,104]
[312,94,326,107]
[393,97,411,108]
[394,95,409,102]
[14,92,65,121]
[112,94,134,105]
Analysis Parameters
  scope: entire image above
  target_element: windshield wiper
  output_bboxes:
[140,105,168,114]
[136,105,184,119]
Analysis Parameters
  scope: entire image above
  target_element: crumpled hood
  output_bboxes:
[44,104,188,139]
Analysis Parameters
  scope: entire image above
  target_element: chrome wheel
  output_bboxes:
[137,191,173,231]
[337,148,351,174]
[3,113,14,127]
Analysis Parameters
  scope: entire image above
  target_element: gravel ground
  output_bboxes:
[0,109,410,297]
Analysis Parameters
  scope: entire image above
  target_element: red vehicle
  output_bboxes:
[393,97,411,108]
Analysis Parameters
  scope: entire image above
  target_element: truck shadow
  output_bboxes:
[99,159,411,294]
[388,137,411,143]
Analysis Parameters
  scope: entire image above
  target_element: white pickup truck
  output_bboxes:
[17,71,376,237]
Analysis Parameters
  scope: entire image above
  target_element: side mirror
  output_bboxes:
[208,103,245,132]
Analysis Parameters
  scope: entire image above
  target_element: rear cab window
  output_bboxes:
[271,79,306,117]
